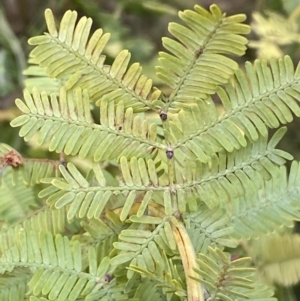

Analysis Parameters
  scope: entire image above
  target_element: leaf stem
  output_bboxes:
[172,221,204,301]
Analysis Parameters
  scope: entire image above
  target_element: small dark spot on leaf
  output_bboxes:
[166,150,174,159]
[59,160,67,168]
[160,111,167,121]
[104,274,112,283]
[195,48,203,58]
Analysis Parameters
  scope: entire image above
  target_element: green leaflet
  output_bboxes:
[157,5,250,111]
[112,218,176,275]
[0,269,30,301]
[0,230,118,300]
[185,203,237,254]
[193,247,275,301]
[129,252,186,299]
[176,129,292,208]
[169,56,300,163]
[11,87,164,161]
[228,162,300,239]
[40,159,167,220]
[27,9,164,112]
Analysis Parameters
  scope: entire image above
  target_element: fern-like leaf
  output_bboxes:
[28,9,164,112]
[0,206,70,258]
[177,128,292,209]
[10,87,163,161]
[0,269,30,301]
[193,247,276,301]
[229,161,300,239]
[129,252,186,300]
[186,157,300,249]
[79,212,124,256]
[0,144,60,186]
[171,56,300,161]
[217,56,300,140]
[0,170,37,224]
[133,278,167,301]
[157,4,250,111]
[0,230,121,300]
[185,203,237,254]
[39,159,166,221]
[111,216,177,276]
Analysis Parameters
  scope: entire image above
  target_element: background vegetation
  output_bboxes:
[2,0,300,299]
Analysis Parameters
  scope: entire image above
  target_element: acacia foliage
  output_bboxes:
[0,3,299,301]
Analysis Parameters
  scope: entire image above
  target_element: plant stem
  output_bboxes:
[172,221,204,301]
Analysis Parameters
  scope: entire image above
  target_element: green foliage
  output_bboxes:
[193,247,276,301]
[1,2,300,301]
[246,232,300,287]
[249,7,300,59]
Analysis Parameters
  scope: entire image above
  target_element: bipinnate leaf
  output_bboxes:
[2,3,299,301]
